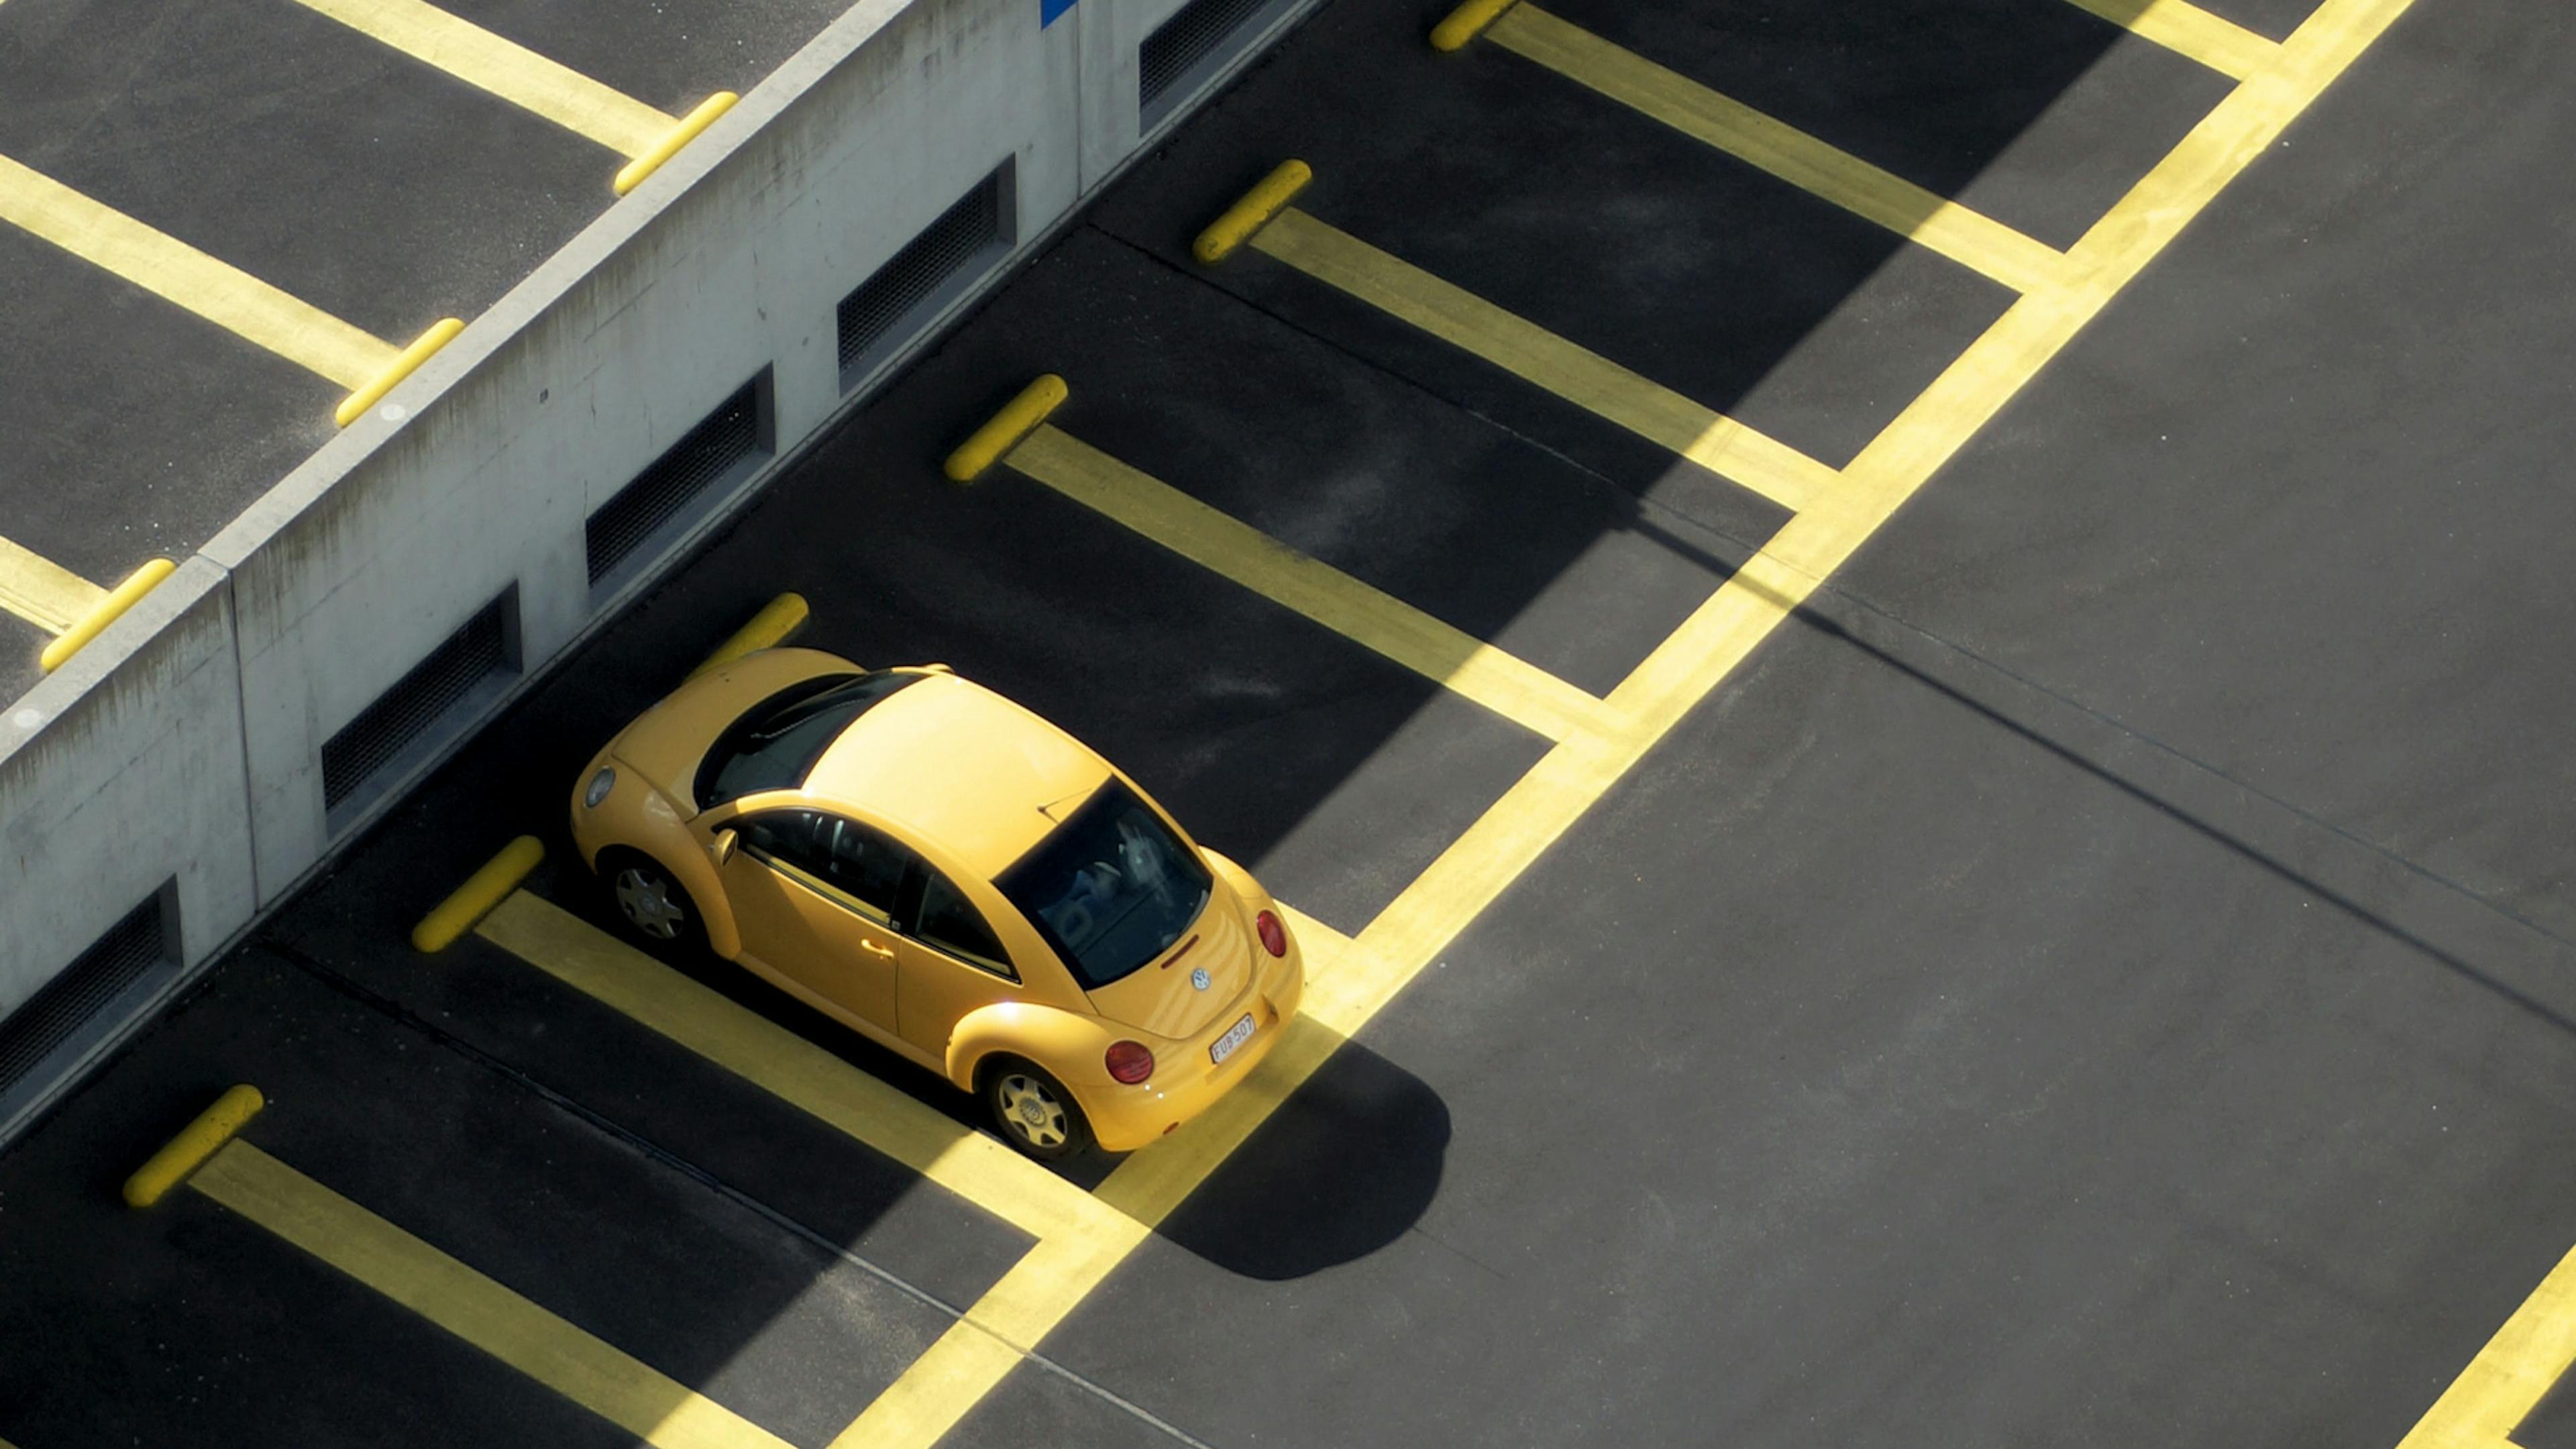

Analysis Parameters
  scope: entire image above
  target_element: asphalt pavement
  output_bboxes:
[0,0,854,702]
[8,0,2576,1444]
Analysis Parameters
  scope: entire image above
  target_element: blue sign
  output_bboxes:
[1041,0,1077,26]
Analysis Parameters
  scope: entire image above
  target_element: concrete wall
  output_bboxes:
[0,0,1317,1130]
[0,559,253,984]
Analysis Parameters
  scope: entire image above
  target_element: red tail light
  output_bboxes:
[1106,1040,1155,1084]
[1255,910,1288,958]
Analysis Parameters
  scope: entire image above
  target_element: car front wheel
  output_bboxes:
[601,851,706,955]
[983,1059,1091,1161]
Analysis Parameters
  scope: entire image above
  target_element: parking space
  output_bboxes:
[11,0,2575,1444]
[1046,578,2576,1446]
[1529,0,2244,248]
[0,951,966,1446]
[1091,0,2026,488]
[0,0,848,702]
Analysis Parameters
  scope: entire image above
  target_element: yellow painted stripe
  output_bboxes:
[822,0,2417,1442]
[0,535,104,635]
[0,154,396,389]
[2057,0,2279,80]
[1009,424,1621,745]
[473,892,1110,1244]
[828,908,1366,1449]
[1250,208,1836,511]
[1487,5,2072,295]
[286,0,674,156]
[2397,1240,2576,1448]
[826,1226,1146,1449]
[193,1142,789,1449]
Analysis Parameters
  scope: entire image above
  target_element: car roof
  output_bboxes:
[805,671,1112,878]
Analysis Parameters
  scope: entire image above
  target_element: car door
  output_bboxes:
[718,807,906,1030]
[892,863,1024,1062]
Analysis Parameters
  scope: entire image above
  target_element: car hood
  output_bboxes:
[1080,873,1257,1041]
[605,648,857,810]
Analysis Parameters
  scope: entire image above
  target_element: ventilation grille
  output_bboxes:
[837,166,1011,382]
[1141,0,1275,115]
[0,892,169,1102]
[322,592,511,811]
[588,380,762,586]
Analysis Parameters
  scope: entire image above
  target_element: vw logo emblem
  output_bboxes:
[1190,967,1212,991]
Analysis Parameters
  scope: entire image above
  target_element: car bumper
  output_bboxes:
[1081,932,1306,1153]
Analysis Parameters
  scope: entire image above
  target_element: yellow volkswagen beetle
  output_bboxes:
[568,647,1303,1159]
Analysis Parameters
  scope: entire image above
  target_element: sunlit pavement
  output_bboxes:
[9,0,2576,1444]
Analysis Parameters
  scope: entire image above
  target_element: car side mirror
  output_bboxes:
[710,828,737,865]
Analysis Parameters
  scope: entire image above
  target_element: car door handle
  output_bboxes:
[860,939,896,958]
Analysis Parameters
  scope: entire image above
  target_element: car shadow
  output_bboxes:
[1152,1038,1449,1281]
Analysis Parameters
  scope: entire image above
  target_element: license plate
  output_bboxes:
[1209,1012,1257,1065]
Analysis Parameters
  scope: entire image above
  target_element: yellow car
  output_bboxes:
[568,647,1303,1159]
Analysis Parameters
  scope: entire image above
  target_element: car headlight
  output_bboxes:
[583,767,616,809]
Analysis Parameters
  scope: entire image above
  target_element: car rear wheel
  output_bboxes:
[983,1059,1091,1161]
[600,851,706,955]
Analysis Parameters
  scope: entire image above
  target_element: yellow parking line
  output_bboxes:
[474,891,1111,1244]
[2056,0,2279,80]
[0,154,397,390]
[286,0,674,156]
[1008,423,1624,746]
[1485,5,2072,296]
[0,535,104,636]
[828,0,2414,1440]
[1247,209,1837,511]
[2396,1239,2576,1448]
[828,1222,1148,1449]
[191,1140,790,1449]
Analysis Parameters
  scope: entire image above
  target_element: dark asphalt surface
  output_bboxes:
[0,0,854,705]
[10,0,2576,1444]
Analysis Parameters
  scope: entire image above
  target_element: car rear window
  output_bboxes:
[694,672,920,808]
[996,780,1211,990]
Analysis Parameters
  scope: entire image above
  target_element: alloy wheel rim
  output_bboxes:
[614,868,684,940]
[996,1073,1068,1148]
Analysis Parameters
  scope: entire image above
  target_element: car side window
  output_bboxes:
[739,810,910,920]
[911,869,1015,980]
[739,810,828,873]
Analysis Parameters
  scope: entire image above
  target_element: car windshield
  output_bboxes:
[996,780,1211,990]
[694,672,921,808]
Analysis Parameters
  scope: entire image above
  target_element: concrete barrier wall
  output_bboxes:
[0,559,253,981]
[0,559,256,1135]
[0,0,1316,1128]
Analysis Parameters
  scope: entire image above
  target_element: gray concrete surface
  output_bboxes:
[1,0,1293,1074]
[0,0,855,707]
[9,0,2576,1444]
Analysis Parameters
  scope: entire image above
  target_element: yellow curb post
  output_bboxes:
[412,836,545,953]
[943,375,1069,482]
[335,317,465,427]
[688,592,811,679]
[1430,0,1521,51]
[123,1084,264,1208]
[614,92,740,195]
[1192,160,1312,264]
[39,557,175,673]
